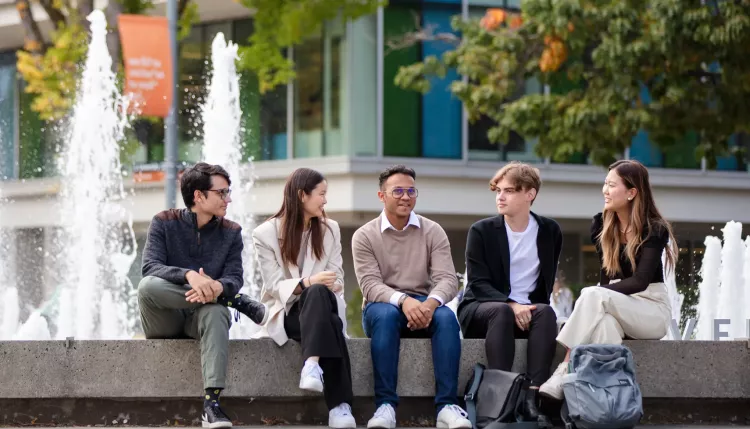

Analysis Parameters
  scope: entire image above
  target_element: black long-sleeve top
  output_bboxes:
[591,212,668,295]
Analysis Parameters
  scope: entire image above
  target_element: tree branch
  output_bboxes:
[386,12,460,53]
[15,0,46,53]
[178,0,190,17]
[38,0,67,30]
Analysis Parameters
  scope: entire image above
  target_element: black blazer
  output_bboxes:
[457,212,563,333]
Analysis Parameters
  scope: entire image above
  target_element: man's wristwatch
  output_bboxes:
[398,294,408,308]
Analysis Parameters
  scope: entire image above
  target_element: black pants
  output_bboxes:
[464,302,557,386]
[284,284,353,410]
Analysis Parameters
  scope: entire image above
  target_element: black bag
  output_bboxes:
[464,363,539,429]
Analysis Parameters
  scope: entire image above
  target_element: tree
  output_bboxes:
[235,0,386,93]
[15,0,198,121]
[394,0,750,168]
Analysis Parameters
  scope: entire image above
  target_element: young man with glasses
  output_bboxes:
[352,165,471,429]
[138,162,267,428]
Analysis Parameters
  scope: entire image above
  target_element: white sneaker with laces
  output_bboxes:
[329,403,356,428]
[367,403,396,429]
[539,361,568,400]
[299,360,324,393]
[436,404,472,429]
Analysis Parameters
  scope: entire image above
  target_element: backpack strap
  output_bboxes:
[464,363,485,429]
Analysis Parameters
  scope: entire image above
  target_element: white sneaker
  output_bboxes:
[367,403,396,429]
[436,404,472,429]
[539,361,568,400]
[299,360,324,393]
[329,403,356,428]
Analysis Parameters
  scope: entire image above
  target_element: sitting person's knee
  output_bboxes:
[303,283,332,296]
[579,286,603,301]
[483,303,515,326]
[199,303,231,321]
[535,304,556,319]
[137,276,163,299]
[432,306,459,329]
[365,303,401,326]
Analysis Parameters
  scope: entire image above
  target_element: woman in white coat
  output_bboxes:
[252,168,355,429]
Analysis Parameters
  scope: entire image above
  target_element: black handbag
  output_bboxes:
[464,363,539,429]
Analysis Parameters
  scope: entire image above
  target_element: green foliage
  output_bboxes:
[235,0,386,93]
[16,0,197,121]
[16,18,88,120]
[178,1,200,41]
[346,287,365,338]
[395,0,750,167]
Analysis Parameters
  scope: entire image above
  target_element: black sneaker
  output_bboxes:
[202,403,232,428]
[218,293,267,325]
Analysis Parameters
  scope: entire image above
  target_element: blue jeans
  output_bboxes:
[363,295,461,412]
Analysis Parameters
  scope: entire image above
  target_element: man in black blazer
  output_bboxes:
[458,162,562,428]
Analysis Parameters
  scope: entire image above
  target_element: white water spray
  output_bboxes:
[662,243,683,340]
[696,236,721,340]
[201,33,260,339]
[716,222,746,340]
[53,10,138,340]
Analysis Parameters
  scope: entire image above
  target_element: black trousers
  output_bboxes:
[464,302,557,386]
[284,284,354,410]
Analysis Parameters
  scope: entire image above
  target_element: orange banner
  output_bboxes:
[118,15,172,117]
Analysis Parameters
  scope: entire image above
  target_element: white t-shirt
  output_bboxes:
[505,214,541,305]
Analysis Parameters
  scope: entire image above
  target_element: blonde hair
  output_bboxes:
[598,160,677,277]
[489,161,542,204]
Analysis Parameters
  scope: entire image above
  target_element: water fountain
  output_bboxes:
[662,243,684,340]
[50,9,137,340]
[0,210,19,340]
[695,222,748,340]
[200,33,261,339]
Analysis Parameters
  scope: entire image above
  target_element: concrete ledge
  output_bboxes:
[1,339,749,399]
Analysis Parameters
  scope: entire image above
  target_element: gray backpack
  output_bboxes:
[560,344,643,429]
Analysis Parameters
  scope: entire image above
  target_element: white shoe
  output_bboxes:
[329,403,357,428]
[299,360,324,393]
[539,361,568,400]
[436,404,472,429]
[367,403,396,429]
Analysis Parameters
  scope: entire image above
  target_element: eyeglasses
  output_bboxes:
[206,188,232,200]
[387,187,418,199]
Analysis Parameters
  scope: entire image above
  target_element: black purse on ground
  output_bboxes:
[464,363,539,429]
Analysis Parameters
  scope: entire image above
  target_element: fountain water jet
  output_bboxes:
[716,221,746,339]
[52,9,138,340]
[200,33,260,339]
[662,243,683,340]
[696,236,721,340]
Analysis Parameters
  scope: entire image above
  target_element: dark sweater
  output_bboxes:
[457,212,563,334]
[591,212,668,295]
[141,208,244,297]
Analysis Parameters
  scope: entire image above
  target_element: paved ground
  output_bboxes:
[21,426,750,428]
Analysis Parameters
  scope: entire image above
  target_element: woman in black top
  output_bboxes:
[539,160,677,400]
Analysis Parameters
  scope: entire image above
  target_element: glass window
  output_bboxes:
[346,14,377,156]
[293,19,346,158]
[18,80,58,179]
[716,133,749,172]
[383,4,421,157]
[294,31,324,158]
[234,19,288,161]
[0,52,16,180]
[178,23,204,163]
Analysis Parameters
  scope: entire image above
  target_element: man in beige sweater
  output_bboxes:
[352,165,471,429]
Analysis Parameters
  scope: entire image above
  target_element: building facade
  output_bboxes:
[1,0,749,325]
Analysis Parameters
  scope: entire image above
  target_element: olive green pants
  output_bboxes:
[137,275,231,388]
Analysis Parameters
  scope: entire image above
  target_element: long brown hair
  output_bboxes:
[598,160,677,277]
[271,168,329,267]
